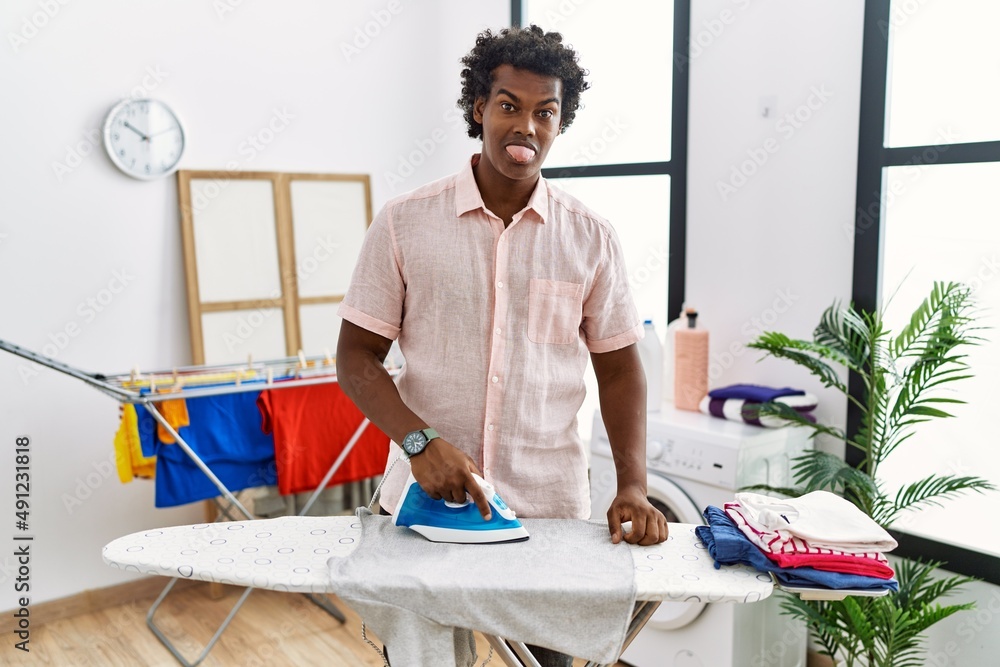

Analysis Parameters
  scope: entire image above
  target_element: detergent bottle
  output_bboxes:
[637,320,663,412]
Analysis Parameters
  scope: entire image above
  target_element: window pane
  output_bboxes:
[880,162,1000,557]
[525,0,673,166]
[548,174,671,443]
[885,0,1000,147]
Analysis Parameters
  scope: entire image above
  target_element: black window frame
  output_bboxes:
[511,0,690,321]
[853,0,1000,585]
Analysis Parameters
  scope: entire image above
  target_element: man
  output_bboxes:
[337,25,667,667]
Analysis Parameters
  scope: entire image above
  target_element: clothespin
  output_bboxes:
[235,369,242,387]
[247,353,253,371]
[130,366,139,385]
[266,367,274,386]
[324,348,334,367]
[296,349,307,377]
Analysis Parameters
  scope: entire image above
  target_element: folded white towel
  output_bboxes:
[734,490,897,553]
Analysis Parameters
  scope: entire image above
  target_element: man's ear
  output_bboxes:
[473,97,486,124]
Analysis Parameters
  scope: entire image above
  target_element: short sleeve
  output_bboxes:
[581,223,644,353]
[337,205,404,340]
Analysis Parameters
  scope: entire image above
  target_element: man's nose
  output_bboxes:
[513,114,535,136]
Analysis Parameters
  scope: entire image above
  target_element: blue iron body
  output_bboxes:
[392,473,529,544]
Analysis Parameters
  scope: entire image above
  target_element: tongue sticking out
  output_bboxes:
[505,145,535,163]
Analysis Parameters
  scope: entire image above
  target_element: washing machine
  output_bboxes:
[590,406,811,667]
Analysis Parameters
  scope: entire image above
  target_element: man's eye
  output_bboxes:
[539,110,554,119]
[501,102,515,111]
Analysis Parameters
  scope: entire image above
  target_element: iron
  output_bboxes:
[392,472,530,544]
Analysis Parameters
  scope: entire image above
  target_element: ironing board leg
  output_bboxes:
[303,592,347,624]
[580,600,662,667]
[146,577,255,667]
[483,634,534,667]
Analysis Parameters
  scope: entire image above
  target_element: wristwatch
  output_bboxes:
[401,427,439,458]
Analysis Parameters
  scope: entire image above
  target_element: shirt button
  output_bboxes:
[487,424,495,431]
[495,327,502,335]
[496,281,503,289]
[492,376,499,383]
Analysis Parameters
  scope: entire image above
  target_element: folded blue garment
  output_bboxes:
[696,506,898,592]
[708,384,805,403]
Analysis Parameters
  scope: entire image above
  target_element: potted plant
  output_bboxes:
[745,281,995,667]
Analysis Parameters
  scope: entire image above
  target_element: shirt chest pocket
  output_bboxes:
[527,278,585,345]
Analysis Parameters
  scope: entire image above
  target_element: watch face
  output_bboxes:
[103,98,185,180]
[402,431,427,455]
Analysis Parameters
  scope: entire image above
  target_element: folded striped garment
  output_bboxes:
[699,393,818,428]
[725,502,895,579]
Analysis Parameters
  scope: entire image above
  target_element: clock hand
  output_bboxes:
[148,127,179,139]
[123,121,150,142]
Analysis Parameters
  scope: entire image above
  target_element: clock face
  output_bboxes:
[103,98,185,180]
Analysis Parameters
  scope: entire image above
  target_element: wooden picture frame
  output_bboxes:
[177,170,373,365]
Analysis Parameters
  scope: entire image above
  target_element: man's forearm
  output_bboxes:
[596,366,648,493]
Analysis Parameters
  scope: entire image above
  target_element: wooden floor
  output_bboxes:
[0,582,620,666]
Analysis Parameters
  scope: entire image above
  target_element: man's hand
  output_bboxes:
[408,438,492,520]
[607,486,668,546]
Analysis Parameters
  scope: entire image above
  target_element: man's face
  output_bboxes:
[473,64,562,183]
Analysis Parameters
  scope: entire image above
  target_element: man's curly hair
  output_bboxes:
[458,24,590,139]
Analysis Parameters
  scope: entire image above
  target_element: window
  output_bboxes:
[515,0,689,440]
[854,0,1000,580]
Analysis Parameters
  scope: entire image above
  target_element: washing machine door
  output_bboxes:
[641,473,707,631]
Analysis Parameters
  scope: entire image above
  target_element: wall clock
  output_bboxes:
[102,98,185,180]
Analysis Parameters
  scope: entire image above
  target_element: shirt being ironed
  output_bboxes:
[338,154,643,519]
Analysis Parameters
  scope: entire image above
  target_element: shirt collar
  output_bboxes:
[455,154,548,224]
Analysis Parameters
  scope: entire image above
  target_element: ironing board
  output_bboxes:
[0,337,400,667]
[104,516,776,667]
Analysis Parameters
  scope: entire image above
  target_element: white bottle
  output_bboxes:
[638,320,663,412]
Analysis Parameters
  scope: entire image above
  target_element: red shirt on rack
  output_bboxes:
[257,382,389,496]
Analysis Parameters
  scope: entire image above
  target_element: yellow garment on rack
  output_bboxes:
[156,398,190,444]
[114,404,156,483]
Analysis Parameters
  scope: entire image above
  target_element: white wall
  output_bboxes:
[687,2,1000,664]
[0,0,507,606]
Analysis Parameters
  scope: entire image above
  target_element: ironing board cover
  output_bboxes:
[102,516,774,603]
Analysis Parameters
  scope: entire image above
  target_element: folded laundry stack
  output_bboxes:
[699,384,818,428]
[695,490,898,592]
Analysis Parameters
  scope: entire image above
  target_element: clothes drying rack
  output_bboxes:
[0,337,398,667]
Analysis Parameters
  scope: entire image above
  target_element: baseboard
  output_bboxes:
[0,576,205,633]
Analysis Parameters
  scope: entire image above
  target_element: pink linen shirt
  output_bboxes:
[338,155,643,519]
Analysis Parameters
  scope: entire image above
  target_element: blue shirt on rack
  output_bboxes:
[136,388,277,508]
